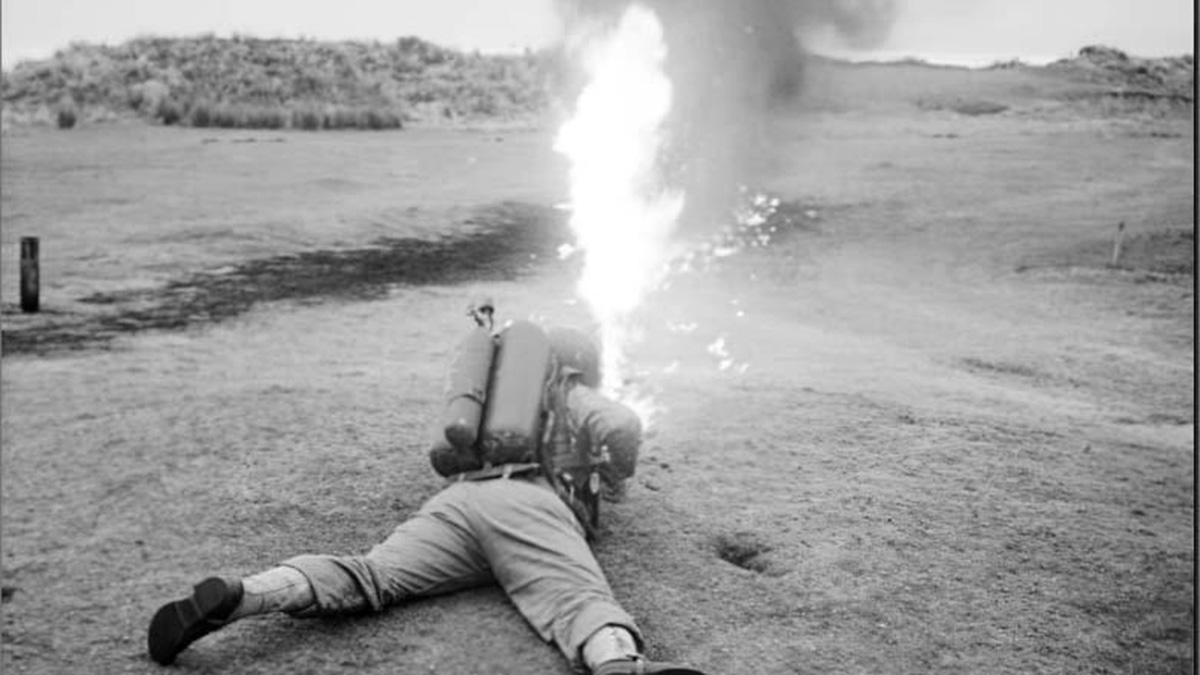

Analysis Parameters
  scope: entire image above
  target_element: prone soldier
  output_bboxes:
[147,312,707,675]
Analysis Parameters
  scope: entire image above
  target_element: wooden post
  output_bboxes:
[1110,221,1126,267]
[20,236,39,313]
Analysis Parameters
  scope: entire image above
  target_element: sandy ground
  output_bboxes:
[0,85,1194,674]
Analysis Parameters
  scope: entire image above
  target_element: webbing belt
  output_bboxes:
[447,462,542,484]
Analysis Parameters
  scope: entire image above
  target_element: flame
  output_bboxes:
[555,4,683,414]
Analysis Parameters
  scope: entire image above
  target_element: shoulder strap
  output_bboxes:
[539,360,602,539]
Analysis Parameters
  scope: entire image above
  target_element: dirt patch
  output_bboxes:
[916,96,1009,116]
[1015,226,1194,280]
[713,531,776,574]
[959,357,1043,379]
[1114,229,1195,276]
[0,202,570,356]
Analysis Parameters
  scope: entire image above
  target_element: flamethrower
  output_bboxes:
[429,302,642,538]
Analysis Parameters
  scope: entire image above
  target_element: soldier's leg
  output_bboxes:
[284,485,493,614]
[460,477,634,664]
[227,565,313,618]
[464,476,705,674]
[148,485,491,665]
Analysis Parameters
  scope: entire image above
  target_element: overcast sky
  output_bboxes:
[1,0,1193,69]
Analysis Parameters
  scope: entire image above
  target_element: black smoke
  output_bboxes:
[552,0,897,233]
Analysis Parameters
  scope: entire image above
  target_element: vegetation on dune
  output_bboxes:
[0,37,1192,130]
[1050,45,1194,96]
[0,35,554,129]
[1043,45,1195,115]
[799,44,1192,119]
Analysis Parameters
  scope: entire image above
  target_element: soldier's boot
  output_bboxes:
[585,625,708,675]
[147,577,242,665]
[148,566,314,665]
[592,659,708,675]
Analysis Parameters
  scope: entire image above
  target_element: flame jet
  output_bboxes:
[554,4,683,410]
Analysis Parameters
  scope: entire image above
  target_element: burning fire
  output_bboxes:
[555,5,800,424]
[554,4,683,410]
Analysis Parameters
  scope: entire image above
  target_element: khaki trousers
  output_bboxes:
[282,475,641,667]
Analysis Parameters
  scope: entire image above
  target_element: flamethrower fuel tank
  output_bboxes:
[441,327,496,451]
[479,320,552,466]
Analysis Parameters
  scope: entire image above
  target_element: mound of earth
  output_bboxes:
[1047,44,1194,101]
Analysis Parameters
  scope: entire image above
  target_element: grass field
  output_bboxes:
[0,59,1194,674]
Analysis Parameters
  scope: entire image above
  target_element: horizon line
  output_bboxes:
[2,32,1193,73]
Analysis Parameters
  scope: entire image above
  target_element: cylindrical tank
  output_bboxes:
[479,320,552,465]
[441,327,496,451]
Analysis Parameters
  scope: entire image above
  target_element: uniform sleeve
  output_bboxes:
[566,385,642,483]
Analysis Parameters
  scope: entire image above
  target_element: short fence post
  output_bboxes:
[20,236,39,313]
[1110,221,1125,267]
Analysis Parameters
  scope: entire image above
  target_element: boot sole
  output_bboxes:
[147,577,232,665]
[594,662,707,675]
[595,663,708,675]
